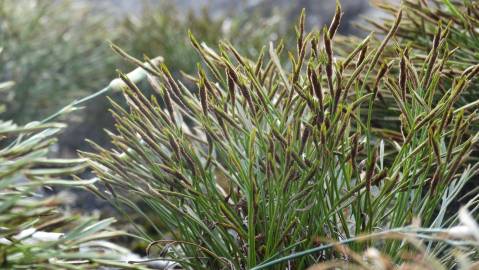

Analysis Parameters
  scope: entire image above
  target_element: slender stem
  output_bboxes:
[41,86,111,123]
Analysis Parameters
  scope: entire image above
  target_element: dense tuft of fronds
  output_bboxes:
[85,4,479,270]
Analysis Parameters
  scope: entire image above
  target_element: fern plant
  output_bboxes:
[85,4,479,270]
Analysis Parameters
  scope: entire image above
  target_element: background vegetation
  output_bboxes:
[1,0,478,269]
